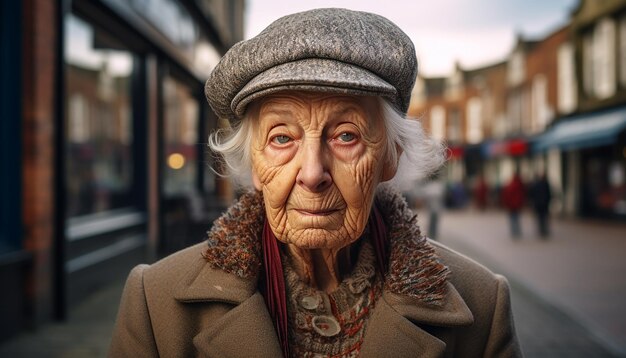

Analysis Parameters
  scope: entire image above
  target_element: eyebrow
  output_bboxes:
[331,105,360,117]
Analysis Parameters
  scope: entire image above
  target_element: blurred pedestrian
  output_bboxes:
[531,173,552,238]
[473,175,489,210]
[422,173,445,240]
[446,181,468,209]
[502,172,525,238]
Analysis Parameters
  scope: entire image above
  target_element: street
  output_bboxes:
[435,208,626,357]
[511,280,617,357]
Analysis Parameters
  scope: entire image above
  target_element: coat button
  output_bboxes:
[311,315,341,337]
[300,295,319,310]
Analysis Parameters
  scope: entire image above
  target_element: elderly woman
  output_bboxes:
[110,8,521,358]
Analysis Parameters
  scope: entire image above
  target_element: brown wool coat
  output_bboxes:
[109,190,522,358]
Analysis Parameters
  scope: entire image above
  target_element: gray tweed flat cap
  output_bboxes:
[205,8,417,124]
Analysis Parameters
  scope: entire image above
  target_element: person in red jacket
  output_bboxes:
[502,172,526,238]
[473,175,489,210]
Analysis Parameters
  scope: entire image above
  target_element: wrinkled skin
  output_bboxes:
[250,92,398,291]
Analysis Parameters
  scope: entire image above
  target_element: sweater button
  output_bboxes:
[311,315,341,337]
[300,295,319,310]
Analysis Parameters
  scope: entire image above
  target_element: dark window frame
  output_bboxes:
[0,0,23,254]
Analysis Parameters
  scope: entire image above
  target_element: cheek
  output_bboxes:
[251,143,296,186]
[335,145,386,196]
[251,146,300,213]
[331,150,386,239]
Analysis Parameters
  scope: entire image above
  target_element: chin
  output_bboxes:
[283,229,354,250]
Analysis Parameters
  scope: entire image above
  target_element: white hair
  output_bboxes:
[208,98,445,190]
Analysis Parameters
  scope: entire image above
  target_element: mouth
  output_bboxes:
[295,208,340,216]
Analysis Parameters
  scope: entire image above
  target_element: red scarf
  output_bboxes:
[261,205,388,357]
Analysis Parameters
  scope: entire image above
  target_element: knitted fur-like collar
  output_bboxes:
[203,184,450,306]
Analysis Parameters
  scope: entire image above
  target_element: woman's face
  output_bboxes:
[250,92,396,250]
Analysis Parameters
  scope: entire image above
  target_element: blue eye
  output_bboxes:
[273,135,291,144]
[338,132,356,142]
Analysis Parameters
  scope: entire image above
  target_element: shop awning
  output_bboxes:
[534,106,626,152]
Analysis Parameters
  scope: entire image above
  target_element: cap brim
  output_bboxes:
[232,58,397,117]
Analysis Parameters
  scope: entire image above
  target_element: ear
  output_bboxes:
[252,171,263,191]
[381,145,402,181]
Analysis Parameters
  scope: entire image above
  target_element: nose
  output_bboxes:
[296,140,332,192]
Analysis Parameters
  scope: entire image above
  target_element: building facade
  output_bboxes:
[535,0,626,218]
[410,0,626,220]
[0,0,244,341]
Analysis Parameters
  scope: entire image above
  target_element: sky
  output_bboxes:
[245,0,579,77]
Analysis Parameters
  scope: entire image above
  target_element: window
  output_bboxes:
[531,74,550,132]
[64,14,137,218]
[558,42,577,114]
[466,97,483,144]
[507,91,523,135]
[593,17,616,99]
[447,109,462,143]
[411,76,426,107]
[430,105,446,141]
[445,69,463,100]
[124,0,221,78]
[508,50,525,87]
[583,32,595,96]
[163,76,200,195]
[619,15,626,86]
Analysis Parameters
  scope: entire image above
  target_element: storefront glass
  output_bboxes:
[581,145,626,218]
[163,76,199,195]
[64,14,137,218]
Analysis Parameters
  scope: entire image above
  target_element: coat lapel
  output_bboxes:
[174,262,282,357]
[361,282,473,357]
[173,257,259,304]
[192,292,283,357]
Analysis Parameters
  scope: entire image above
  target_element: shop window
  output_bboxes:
[64,14,137,218]
[582,149,626,217]
[107,0,221,78]
[163,76,200,195]
[607,162,626,214]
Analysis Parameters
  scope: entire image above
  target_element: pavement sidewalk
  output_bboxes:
[433,208,626,357]
[0,279,124,357]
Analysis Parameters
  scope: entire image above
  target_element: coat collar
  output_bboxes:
[360,280,473,357]
[199,184,452,305]
[175,185,474,356]
[175,263,472,357]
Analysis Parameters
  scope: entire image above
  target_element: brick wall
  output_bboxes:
[22,0,59,323]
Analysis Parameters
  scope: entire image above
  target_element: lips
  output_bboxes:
[295,208,339,216]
